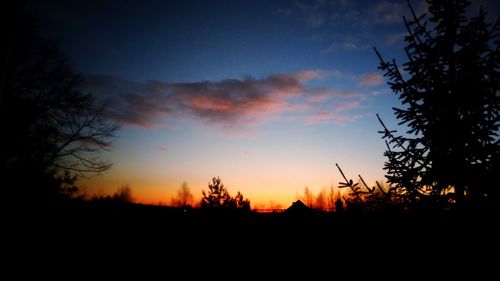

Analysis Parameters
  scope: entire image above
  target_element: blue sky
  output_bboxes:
[26,0,499,205]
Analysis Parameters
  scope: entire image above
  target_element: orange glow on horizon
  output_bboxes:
[80,174,371,210]
[80,178,300,208]
[83,143,386,208]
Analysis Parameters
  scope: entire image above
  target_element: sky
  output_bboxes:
[26,0,499,207]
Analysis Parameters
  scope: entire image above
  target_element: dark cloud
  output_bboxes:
[83,75,172,127]
[83,71,340,128]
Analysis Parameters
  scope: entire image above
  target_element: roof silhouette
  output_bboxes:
[288,199,307,209]
[284,200,314,217]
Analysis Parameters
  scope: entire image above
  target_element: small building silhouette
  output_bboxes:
[284,200,315,218]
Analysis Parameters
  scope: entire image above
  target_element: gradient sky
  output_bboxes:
[27,0,498,206]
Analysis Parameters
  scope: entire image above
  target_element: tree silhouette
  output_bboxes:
[171,181,195,208]
[301,186,314,208]
[201,177,234,209]
[90,185,134,203]
[57,170,80,199]
[1,15,118,200]
[315,189,326,210]
[326,186,339,212]
[374,0,499,207]
[234,191,250,211]
[112,185,134,203]
[200,177,251,211]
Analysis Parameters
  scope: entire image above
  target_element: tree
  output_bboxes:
[201,177,234,209]
[326,186,344,212]
[315,189,326,210]
[200,177,251,211]
[326,187,333,211]
[1,15,118,200]
[171,181,194,207]
[374,0,499,207]
[268,201,283,210]
[112,185,134,203]
[301,186,314,208]
[234,191,251,211]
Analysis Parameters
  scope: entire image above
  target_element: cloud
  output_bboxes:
[289,0,329,29]
[83,69,379,129]
[304,99,363,125]
[331,114,364,124]
[368,1,405,24]
[305,111,363,125]
[334,101,362,112]
[305,12,326,28]
[84,75,172,127]
[294,69,337,81]
[322,40,370,53]
[306,88,352,104]
[279,0,420,58]
[157,146,168,152]
[305,111,333,124]
[358,73,384,86]
[282,0,410,31]
[83,70,344,128]
[385,32,406,45]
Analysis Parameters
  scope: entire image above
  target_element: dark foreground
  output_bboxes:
[10,200,496,240]
[6,200,497,273]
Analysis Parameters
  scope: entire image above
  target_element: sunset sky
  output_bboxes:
[27,0,498,206]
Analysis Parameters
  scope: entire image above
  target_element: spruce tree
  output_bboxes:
[375,0,499,207]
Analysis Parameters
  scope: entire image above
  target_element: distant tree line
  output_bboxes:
[298,186,345,212]
[90,185,135,204]
[169,177,251,212]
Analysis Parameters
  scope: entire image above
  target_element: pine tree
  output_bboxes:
[375,0,499,207]
[201,177,234,209]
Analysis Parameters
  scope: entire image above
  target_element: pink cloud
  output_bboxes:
[358,73,384,86]
[332,114,364,124]
[294,69,338,82]
[187,95,233,112]
[84,69,369,129]
[84,71,324,128]
[305,111,363,125]
[334,101,362,112]
[157,146,168,152]
[305,111,333,124]
[307,92,330,103]
[307,88,362,103]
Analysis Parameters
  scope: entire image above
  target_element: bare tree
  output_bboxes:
[326,186,337,212]
[2,15,118,199]
[171,181,194,207]
[6,35,119,176]
[315,189,326,210]
[302,186,314,208]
